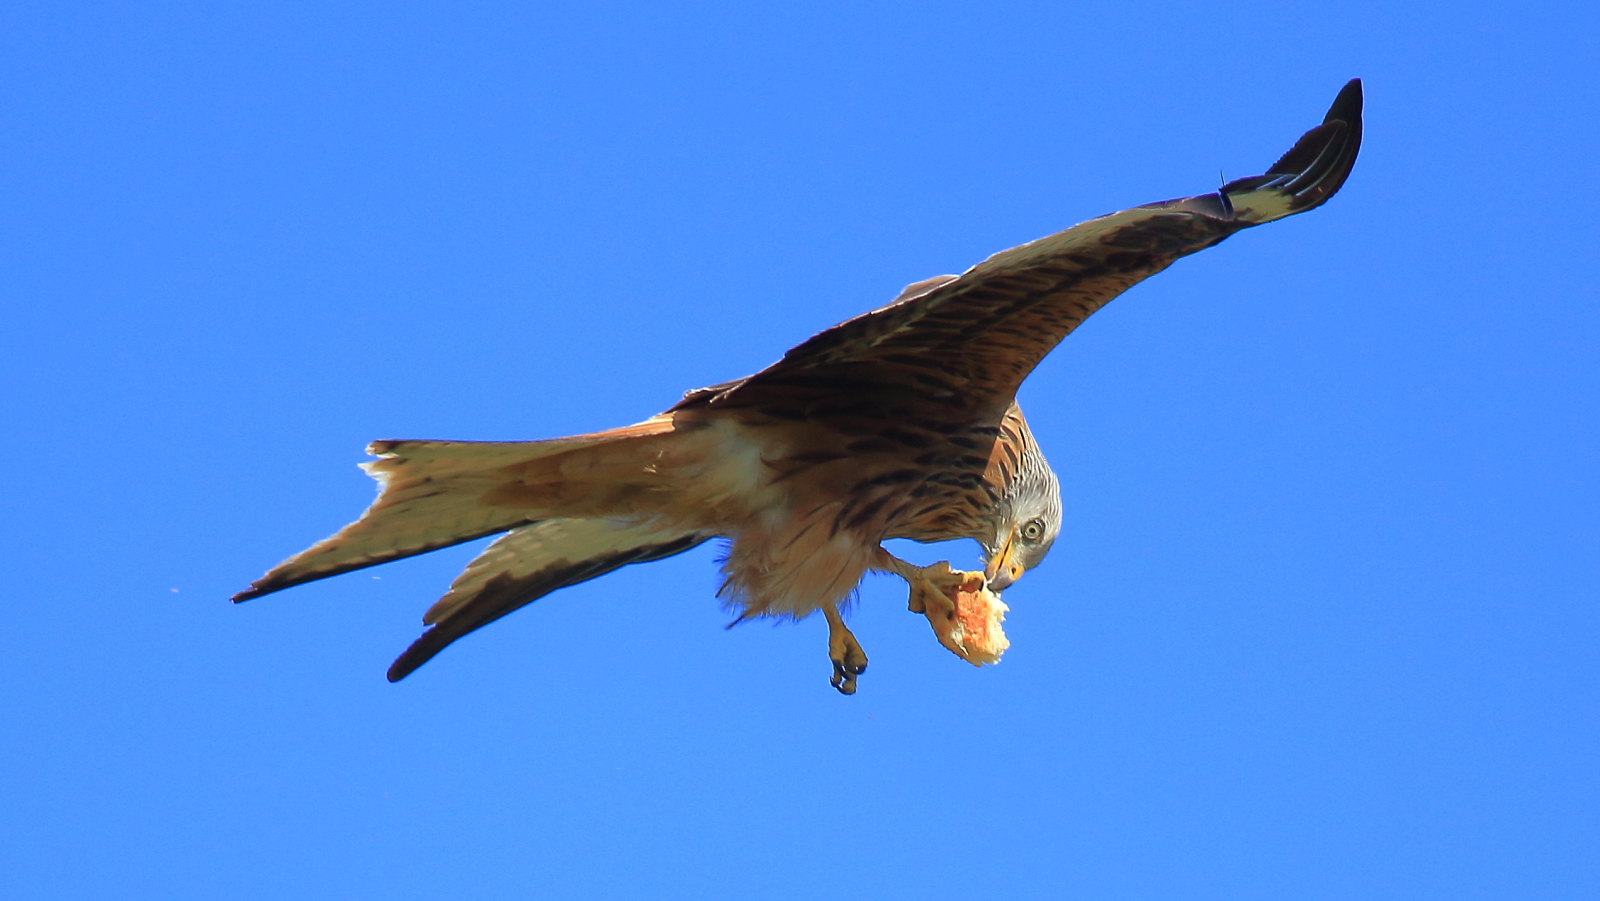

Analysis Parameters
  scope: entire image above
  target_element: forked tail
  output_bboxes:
[232,415,682,602]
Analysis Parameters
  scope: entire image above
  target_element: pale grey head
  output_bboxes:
[983,437,1062,591]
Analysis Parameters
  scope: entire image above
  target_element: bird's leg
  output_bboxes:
[823,602,868,695]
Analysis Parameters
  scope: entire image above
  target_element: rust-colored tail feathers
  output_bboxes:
[232,416,681,602]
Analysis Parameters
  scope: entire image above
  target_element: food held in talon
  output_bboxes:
[922,569,1011,666]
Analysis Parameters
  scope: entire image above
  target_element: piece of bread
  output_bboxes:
[911,565,1010,666]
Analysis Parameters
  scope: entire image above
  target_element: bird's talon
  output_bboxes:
[831,660,860,694]
[835,678,855,695]
[823,604,868,695]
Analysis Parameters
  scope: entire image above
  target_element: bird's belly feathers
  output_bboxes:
[699,414,1000,619]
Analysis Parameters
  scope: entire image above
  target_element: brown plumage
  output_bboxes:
[235,80,1363,692]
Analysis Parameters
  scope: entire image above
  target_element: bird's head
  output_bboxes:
[981,441,1061,591]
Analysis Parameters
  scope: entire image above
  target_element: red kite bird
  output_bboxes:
[236,80,1363,693]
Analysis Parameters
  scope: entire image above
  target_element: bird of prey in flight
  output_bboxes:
[236,80,1363,693]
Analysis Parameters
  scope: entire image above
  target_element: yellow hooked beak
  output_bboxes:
[984,530,1027,591]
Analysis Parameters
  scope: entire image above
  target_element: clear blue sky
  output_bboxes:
[3,2,1596,899]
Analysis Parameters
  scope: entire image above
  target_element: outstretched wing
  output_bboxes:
[710,79,1362,408]
[386,519,712,681]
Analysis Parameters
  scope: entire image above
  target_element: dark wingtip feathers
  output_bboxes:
[387,633,442,682]
[231,578,286,602]
[1327,78,1364,127]
[1292,78,1362,210]
[1219,78,1363,216]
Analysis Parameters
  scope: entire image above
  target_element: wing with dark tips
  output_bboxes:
[717,79,1363,407]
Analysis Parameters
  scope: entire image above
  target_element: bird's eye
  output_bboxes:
[1022,519,1044,541]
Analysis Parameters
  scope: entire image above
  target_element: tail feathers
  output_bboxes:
[387,518,712,681]
[232,416,679,602]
